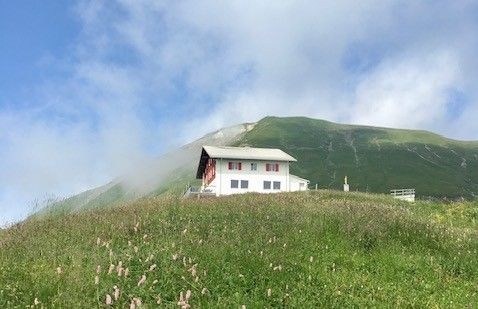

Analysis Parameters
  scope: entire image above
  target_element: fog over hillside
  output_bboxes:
[2,1,478,226]
[35,117,478,218]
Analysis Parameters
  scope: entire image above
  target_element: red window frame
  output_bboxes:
[266,163,279,172]
[228,162,242,170]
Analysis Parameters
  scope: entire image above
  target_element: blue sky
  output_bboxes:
[1,0,478,226]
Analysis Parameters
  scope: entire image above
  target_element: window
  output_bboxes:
[228,162,242,170]
[273,181,281,190]
[266,163,279,172]
[250,163,257,171]
[241,180,249,189]
[231,180,239,188]
[263,181,271,190]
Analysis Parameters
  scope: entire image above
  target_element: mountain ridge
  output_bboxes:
[39,116,478,215]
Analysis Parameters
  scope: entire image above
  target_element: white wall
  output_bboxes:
[289,176,308,192]
[204,159,291,196]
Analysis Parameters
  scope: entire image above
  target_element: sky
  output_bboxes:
[1,0,478,226]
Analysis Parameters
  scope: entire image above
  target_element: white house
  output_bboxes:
[195,145,309,196]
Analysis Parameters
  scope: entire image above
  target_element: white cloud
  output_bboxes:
[2,0,478,225]
[351,50,461,130]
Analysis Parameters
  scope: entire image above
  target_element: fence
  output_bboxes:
[390,188,415,202]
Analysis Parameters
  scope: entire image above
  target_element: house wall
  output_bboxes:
[289,177,308,191]
[203,159,291,196]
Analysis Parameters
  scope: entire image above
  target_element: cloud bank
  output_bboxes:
[1,0,478,225]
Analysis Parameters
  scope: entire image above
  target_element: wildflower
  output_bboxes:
[189,264,197,277]
[94,275,99,285]
[201,287,208,295]
[96,237,101,246]
[105,294,112,305]
[128,241,132,246]
[178,291,184,304]
[117,267,124,277]
[134,246,139,253]
[134,298,142,306]
[114,286,120,300]
[156,296,162,304]
[242,305,246,309]
[96,265,101,274]
[185,290,192,300]
[182,228,187,234]
[124,268,130,277]
[34,298,40,305]
[172,253,179,260]
[137,274,146,286]
[130,299,136,309]
[267,288,272,297]
[108,264,115,274]
[152,279,159,285]
[309,256,314,263]
[56,267,62,275]
[198,239,203,245]
[149,264,157,272]
[177,291,191,308]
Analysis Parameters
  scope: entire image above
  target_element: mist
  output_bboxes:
[2,0,478,225]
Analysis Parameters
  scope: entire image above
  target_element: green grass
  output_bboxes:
[1,191,477,307]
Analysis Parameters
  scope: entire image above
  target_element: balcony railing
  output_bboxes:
[183,186,216,198]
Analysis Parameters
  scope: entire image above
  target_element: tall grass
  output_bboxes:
[1,191,477,307]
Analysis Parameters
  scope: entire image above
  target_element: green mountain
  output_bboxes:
[42,116,478,214]
[239,117,478,198]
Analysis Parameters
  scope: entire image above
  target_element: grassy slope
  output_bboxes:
[1,192,477,307]
[239,116,478,198]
